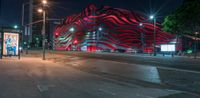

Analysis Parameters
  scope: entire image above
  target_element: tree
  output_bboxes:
[163,0,200,36]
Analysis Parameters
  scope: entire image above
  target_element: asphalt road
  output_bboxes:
[1,51,200,98]
[25,51,200,95]
[42,51,200,72]
[43,52,200,95]
[0,57,181,98]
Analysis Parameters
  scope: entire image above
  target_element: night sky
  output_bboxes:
[0,0,183,26]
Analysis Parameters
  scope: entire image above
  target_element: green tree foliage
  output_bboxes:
[163,0,200,35]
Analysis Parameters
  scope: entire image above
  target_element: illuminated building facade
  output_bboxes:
[54,4,177,52]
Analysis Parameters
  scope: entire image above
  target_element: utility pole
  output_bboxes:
[38,0,48,60]
[22,2,29,54]
[194,32,199,59]
[42,10,46,60]
[149,15,156,56]
[153,18,157,56]
[40,1,47,60]
[28,0,33,43]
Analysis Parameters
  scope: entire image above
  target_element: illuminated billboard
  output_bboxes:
[3,33,19,56]
[161,44,175,52]
[0,33,2,53]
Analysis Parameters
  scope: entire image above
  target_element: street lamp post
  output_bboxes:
[22,2,30,54]
[38,0,47,60]
[69,27,75,51]
[194,32,199,59]
[150,15,157,56]
[139,23,145,53]
[22,3,30,26]
[42,9,46,60]
[97,27,102,51]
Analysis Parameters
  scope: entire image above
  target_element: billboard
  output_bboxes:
[161,44,175,52]
[3,33,19,56]
[0,32,2,54]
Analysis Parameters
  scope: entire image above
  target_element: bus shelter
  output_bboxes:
[0,27,22,59]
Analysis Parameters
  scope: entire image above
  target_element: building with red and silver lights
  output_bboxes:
[54,4,180,53]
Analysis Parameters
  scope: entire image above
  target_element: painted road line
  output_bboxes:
[96,59,200,74]
[98,88,116,96]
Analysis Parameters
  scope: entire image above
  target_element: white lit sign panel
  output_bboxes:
[3,33,19,56]
[0,33,2,50]
[161,44,175,52]
[81,46,87,51]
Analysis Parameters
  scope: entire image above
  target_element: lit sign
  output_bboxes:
[161,44,175,52]
[81,46,87,51]
[3,33,19,56]
[0,33,2,50]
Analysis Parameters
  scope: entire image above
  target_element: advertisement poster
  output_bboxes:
[3,33,19,56]
[161,44,175,52]
[0,32,2,53]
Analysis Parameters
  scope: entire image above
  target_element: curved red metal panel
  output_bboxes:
[54,4,175,52]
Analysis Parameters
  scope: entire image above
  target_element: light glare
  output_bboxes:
[139,23,143,26]
[98,27,103,31]
[150,15,154,20]
[69,27,75,32]
[42,0,47,5]
[38,9,43,13]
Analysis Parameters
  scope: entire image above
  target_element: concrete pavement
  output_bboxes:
[0,57,183,98]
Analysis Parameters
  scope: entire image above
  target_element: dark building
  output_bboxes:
[29,0,51,48]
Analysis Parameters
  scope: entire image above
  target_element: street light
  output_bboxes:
[69,27,76,50]
[139,23,145,53]
[38,0,48,60]
[38,9,43,13]
[14,25,18,29]
[194,32,199,59]
[69,27,75,32]
[139,23,143,27]
[150,15,154,20]
[149,15,156,56]
[42,0,47,5]
[97,27,103,50]
[98,27,103,31]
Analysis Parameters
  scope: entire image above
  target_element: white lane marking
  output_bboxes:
[96,59,200,74]
[70,57,80,60]
[37,85,49,92]
[48,53,200,74]
[71,62,79,67]
[149,61,161,64]
[98,88,116,96]
[157,66,200,74]
[37,85,55,92]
